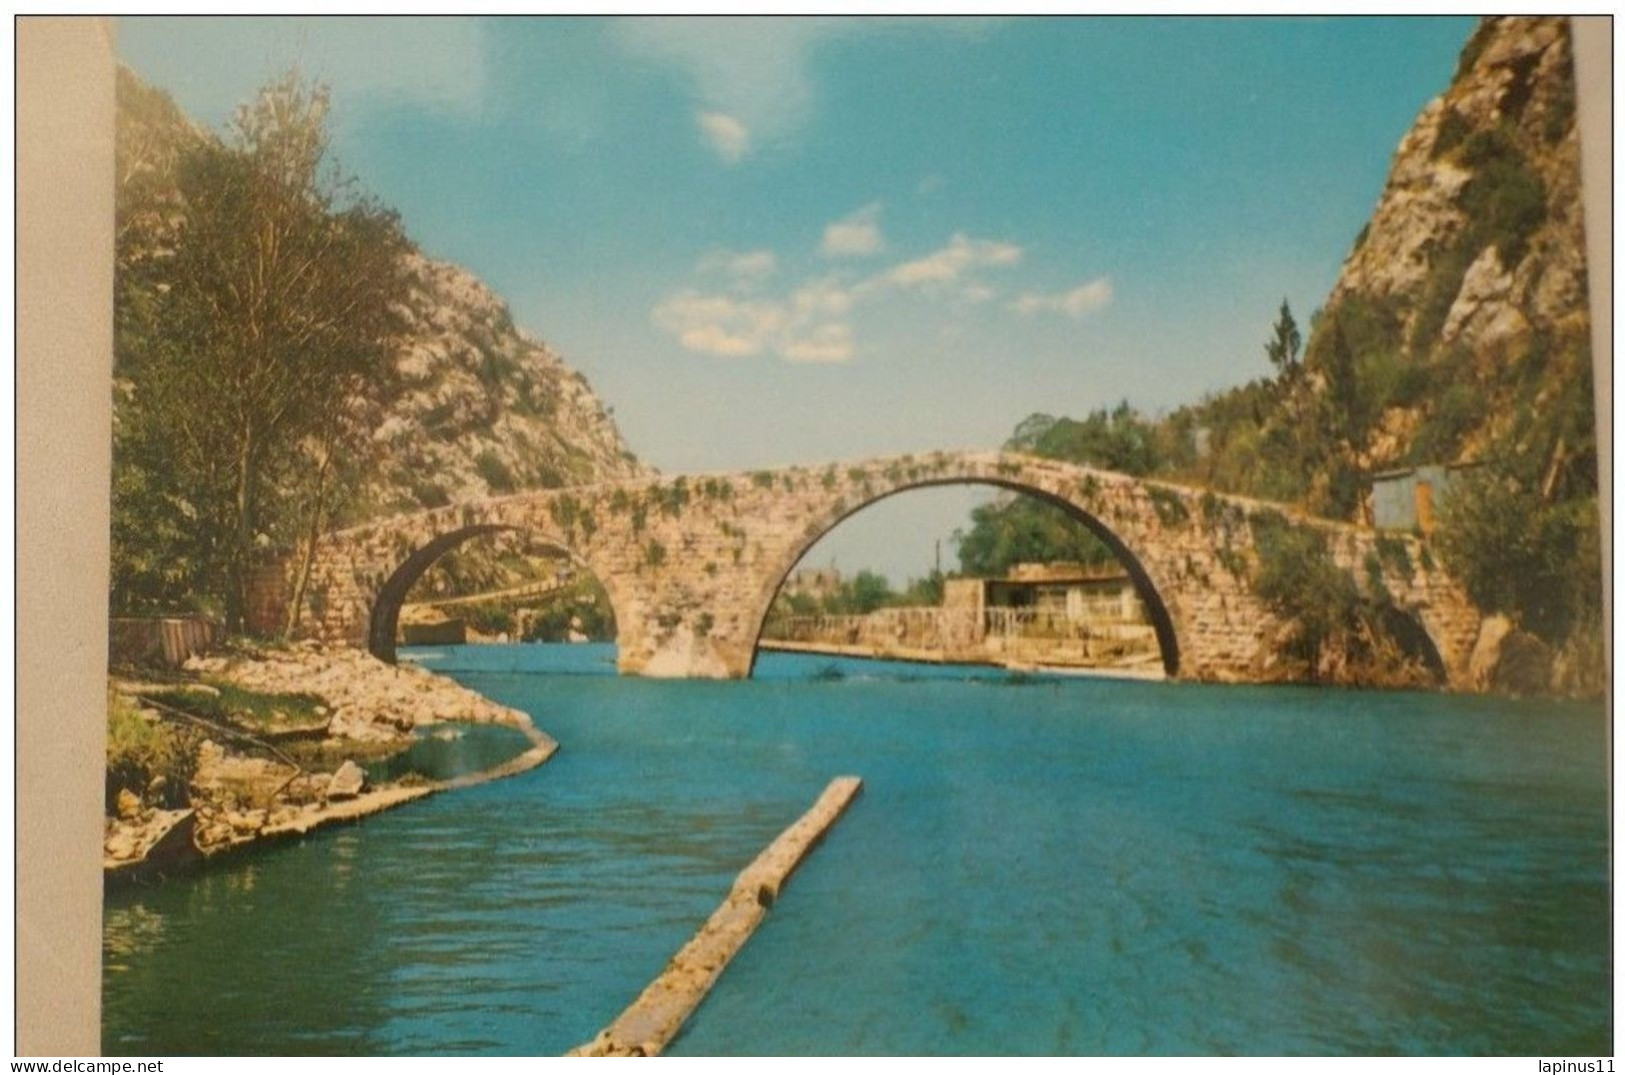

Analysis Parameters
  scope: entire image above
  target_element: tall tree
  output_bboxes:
[1264,299,1302,383]
[113,71,411,629]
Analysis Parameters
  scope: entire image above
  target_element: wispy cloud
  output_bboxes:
[878,232,1024,291]
[614,18,996,160]
[696,111,750,163]
[698,247,778,282]
[781,322,854,363]
[1011,277,1115,319]
[654,223,1106,366]
[652,292,783,357]
[821,203,885,258]
[652,274,856,363]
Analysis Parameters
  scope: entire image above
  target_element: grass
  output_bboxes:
[106,687,199,811]
[142,680,327,730]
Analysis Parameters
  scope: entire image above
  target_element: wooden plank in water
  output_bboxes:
[568,775,864,1057]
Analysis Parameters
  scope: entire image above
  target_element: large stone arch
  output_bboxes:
[361,523,627,664]
[740,476,1185,677]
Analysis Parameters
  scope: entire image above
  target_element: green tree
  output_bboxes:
[113,71,412,629]
[899,570,946,607]
[1008,402,1162,476]
[1435,473,1599,644]
[1264,299,1302,383]
[954,496,1115,578]
[836,571,896,616]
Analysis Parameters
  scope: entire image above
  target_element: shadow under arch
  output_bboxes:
[366,524,609,664]
[743,477,1183,679]
[1377,604,1449,684]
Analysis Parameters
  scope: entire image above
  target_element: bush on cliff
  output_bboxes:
[1436,472,1601,647]
[1251,518,1435,687]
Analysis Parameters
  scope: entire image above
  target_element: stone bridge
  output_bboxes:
[268,451,1482,686]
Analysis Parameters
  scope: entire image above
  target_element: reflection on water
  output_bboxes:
[104,644,1609,1056]
[103,905,166,973]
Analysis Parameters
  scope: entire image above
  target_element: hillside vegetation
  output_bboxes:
[112,68,646,627]
[960,17,1601,693]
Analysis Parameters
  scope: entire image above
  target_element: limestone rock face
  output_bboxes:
[1467,613,1516,690]
[354,252,652,520]
[115,66,650,528]
[1321,16,1591,473]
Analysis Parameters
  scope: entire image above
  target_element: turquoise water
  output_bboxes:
[102,644,1610,1055]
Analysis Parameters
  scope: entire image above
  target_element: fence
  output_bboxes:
[108,615,222,668]
[763,605,1158,665]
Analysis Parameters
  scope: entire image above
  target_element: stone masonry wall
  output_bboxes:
[292,451,1482,687]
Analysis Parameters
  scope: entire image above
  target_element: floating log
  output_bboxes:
[569,775,864,1057]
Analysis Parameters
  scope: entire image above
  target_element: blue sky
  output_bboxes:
[117,15,1476,583]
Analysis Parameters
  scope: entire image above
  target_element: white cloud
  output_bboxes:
[881,233,1024,289]
[1011,277,1115,319]
[790,276,855,319]
[652,292,783,357]
[781,322,854,363]
[821,203,885,258]
[696,111,750,163]
[698,247,778,281]
[654,224,1066,366]
[651,282,853,363]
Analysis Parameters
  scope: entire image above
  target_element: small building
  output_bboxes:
[1368,463,1479,534]
[945,563,1145,625]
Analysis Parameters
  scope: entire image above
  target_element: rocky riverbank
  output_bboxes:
[104,642,556,881]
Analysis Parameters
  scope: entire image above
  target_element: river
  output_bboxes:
[102,643,1610,1056]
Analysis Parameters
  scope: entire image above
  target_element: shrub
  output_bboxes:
[1436,475,1600,644]
[1253,522,1361,677]
[1432,108,1471,158]
[106,688,199,812]
[1147,486,1190,527]
[1459,127,1547,265]
[474,449,517,493]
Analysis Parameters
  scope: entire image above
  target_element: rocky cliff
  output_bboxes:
[1313,15,1593,481]
[363,253,646,518]
[115,67,648,527]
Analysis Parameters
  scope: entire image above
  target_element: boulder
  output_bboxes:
[1469,613,1555,695]
[327,760,367,801]
[226,810,263,835]
[1468,614,1515,690]
[1493,630,1553,696]
[116,788,143,821]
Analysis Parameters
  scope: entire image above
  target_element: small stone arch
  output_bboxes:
[1375,604,1449,684]
[742,476,1183,678]
[365,524,614,663]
